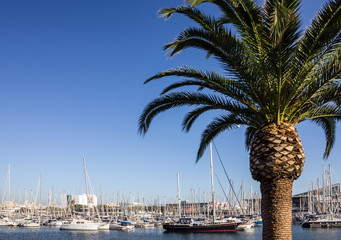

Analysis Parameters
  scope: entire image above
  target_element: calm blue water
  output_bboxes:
[0,225,341,240]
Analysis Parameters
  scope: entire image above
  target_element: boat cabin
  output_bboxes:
[177,218,194,225]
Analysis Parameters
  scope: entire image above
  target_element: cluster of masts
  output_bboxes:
[293,164,341,228]
[0,196,263,231]
[0,151,262,231]
[294,164,341,214]
[1,144,262,218]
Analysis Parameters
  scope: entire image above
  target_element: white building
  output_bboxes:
[65,194,98,208]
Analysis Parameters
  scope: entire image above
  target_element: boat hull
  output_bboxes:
[109,224,134,230]
[163,223,238,233]
[98,223,110,230]
[301,220,341,228]
[60,223,99,231]
[21,222,40,228]
[236,222,255,230]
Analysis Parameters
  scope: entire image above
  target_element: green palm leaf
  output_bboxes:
[196,113,250,160]
[140,0,341,160]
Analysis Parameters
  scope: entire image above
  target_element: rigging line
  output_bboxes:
[215,173,235,212]
[331,166,340,187]
[212,140,245,215]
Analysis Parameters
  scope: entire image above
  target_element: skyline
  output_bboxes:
[0,0,340,204]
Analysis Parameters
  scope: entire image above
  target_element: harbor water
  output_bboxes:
[1,225,341,240]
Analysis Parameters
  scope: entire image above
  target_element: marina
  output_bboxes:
[1,156,341,237]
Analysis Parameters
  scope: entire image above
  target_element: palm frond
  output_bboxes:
[139,91,257,135]
[163,27,254,81]
[287,60,341,122]
[245,126,257,151]
[146,67,260,111]
[196,113,250,161]
[159,6,223,32]
[182,106,213,132]
[311,117,336,159]
[299,104,341,122]
[141,0,341,162]
[290,0,341,83]
[187,0,252,32]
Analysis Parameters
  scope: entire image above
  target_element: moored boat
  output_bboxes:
[59,219,99,231]
[0,217,17,226]
[98,223,110,230]
[253,218,263,226]
[109,222,134,230]
[301,214,341,228]
[135,221,155,228]
[46,219,63,227]
[163,217,238,233]
[301,218,341,228]
[236,221,255,230]
[19,218,40,228]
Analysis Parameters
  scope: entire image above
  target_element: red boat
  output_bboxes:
[163,218,238,233]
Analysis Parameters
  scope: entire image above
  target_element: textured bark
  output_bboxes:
[250,123,305,181]
[249,123,305,240]
[261,179,293,240]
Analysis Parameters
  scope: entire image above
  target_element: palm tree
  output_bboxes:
[139,0,341,239]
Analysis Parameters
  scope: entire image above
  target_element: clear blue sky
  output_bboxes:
[0,0,339,204]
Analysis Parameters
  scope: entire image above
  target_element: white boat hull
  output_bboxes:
[109,224,134,230]
[60,220,99,231]
[98,223,110,230]
[0,221,10,226]
[22,222,40,228]
[236,222,255,230]
[47,221,63,227]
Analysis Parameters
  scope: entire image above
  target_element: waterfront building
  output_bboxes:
[65,194,98,208]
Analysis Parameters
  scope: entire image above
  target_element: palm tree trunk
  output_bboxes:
[261,179,293,240]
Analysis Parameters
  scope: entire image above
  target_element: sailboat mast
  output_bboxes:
[323,167,326,213]
[8,163,10,202]
[40,172,42,207]
[210,142,216,223]
[329,164,334,213]
[177,172,181,217]
[83,157,90,211]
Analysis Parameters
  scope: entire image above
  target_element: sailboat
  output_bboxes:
[1,164,19,227]
[60,157,100,231]
[21,218,41,228]
[163,142,239,233]
[59,218,99,231]
[300,164,341,228]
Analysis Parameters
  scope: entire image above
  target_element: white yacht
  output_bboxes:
[21,219,40,228]
[46,219,63,227]
[0,217,17,226]
[60,219,99,231]
[109,222,134,230]
[236,221,255,230]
